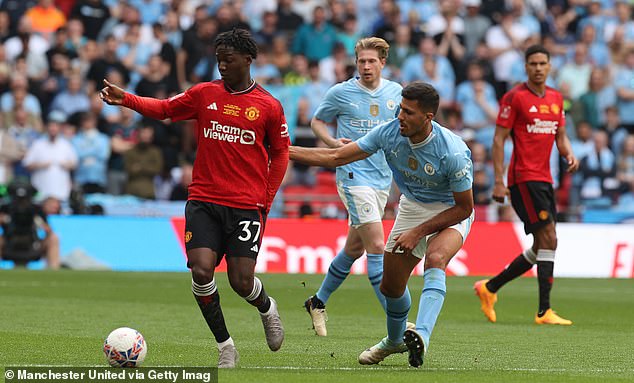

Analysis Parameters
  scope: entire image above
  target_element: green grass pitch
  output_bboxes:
[1,270,633,383]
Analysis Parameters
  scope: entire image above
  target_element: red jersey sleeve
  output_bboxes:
[164,84,203,122]
[121,84,202,122]
[264,99,290,213]
[496,91,518,130]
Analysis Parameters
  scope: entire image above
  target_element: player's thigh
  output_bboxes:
[342,227,365,258]
[184,200,225,270]
[355,221,385,254]
[337,184,388,227]
[510,182,555,235]
[382,251,420,297]
[224,206,266,260]
[424,228,466,270]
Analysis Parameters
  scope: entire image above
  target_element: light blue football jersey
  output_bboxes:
[357,120,473,204]
[314,78,402,190]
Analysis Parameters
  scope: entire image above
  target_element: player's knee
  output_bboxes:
[424,252,447,270]
[228,275,253,297]
[190,263,214,285]
[365,240,385,254]
[380,281,404,298]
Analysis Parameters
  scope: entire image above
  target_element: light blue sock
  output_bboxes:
[416,268,447,348]
[366,253,387,311]
[386,287,411,345]
[315,250,355,304]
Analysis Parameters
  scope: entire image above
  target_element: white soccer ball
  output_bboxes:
[103,327,147,368]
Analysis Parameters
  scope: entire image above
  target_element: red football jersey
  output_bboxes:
[496,83,564,186]
[163,81,289,210]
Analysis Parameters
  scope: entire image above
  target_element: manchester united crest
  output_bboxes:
[370,104,379,117]
[539,210,549,221]
[408,157,418,170]
[245,106,260,121]
[185,231,192,243]
[551,104,560,115]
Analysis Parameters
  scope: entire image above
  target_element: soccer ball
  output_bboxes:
[103,327,147,368]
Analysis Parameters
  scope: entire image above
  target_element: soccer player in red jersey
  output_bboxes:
[474,44,579,325]
[100,29,289,367]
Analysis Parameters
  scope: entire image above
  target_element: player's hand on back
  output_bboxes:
[492,181,510,203]
[100,79,126,105]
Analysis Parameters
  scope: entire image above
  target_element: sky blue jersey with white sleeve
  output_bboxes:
[357,119,473,204]
[314,77,402,190]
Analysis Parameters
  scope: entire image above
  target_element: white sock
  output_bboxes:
[217,337,234,350]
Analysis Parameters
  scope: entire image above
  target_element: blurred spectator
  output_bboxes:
[557,42,592,100]
[463,0,491,58]
[251,49,281,85]
[215,3,250,33]
[106,107,137,195]
[24,0,66,42]
[254,11,278,47]
[169,162,193,201]
[455,61,498,147]
[70,0,110,41]
[0,127,24,186]
[270,35,293,76]
[22,110,77,201]
[276,0,304,35]
[45,26,77,67]
[604,1,634,43]
[615,48,634,129]
[318,42,350,85]
[574,67,616,129]
[86,34,130,92]
[283,54,309,86]
[484,8,529,94]
[336,15,360,57]
[617,134,634,196]
[578,23,610,68]
[571,121,595,162]
[385,25,415,81]
[135,55,178,98]
[0,1,37,36]
[115,22,154,89]
[579,130,619,202]
[64,17,87,57]
[123,123,162,199]
[401,37,455,87]
[178,16,217,89]
[129,0,163,26]
[0,10,10,43]
[373,1,400,44]
[49,72,91,116]
[1,74,42,117]
[600,106,629,159]
[292,6,337,61]
[427,0,466,77]
[71,112,110,194]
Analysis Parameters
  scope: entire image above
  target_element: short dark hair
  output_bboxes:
[525,44,550,62]
[214,28,258,59]
[401,82,439,115]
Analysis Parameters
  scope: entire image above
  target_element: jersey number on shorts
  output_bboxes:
[237,220,261,242]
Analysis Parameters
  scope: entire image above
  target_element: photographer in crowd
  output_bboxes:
[0,180,60,269]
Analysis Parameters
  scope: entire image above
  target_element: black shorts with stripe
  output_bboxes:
[509,181,556,234]
[184,200,266,265]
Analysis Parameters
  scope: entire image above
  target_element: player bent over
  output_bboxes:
[291,82,474,367]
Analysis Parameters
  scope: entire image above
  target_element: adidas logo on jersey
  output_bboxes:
[529,105,538,113]
[207,102,218,110]
[251,244,259,252]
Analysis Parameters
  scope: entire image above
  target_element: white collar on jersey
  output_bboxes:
[355,78,384,94]
[226,79,256,95]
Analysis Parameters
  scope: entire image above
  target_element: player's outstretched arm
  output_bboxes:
[492,125,511,203]
[100,79,171,121]
[289,142,370,168]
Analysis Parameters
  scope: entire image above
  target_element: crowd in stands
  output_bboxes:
[0,0,633,221]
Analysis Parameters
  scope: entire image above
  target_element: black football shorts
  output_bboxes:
[509,181,556,234]
[184,200,266,263]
